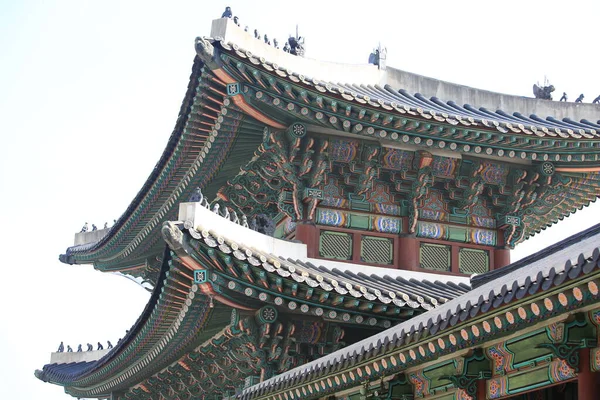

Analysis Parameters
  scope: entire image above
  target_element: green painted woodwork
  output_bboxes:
[448,226,467,242]
[424,361,457,392]
[419,243,451,271]
[319,231,353,260]
[427,394,454,400]
[508,367,551,392]
[458,248,490,275]
[449,214,468,225]
[350,198,371,212]
[506,330,554,367]
[349,214,371,230]
[361,236,393,265]
[388,374,414,399]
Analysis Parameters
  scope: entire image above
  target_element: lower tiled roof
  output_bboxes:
[471,222,600,288]
[239,223,600,399]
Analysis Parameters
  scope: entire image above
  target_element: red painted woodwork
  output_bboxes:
[476,379,486,400]
[295,223,319,258]
[494,248,511,270]
[398,236,419,271]
[578,348,599,400]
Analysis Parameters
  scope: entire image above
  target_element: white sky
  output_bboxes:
[1,1,599,398]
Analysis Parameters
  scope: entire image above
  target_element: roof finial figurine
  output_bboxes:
[253,214,276,236]
[212,203,220,214]
[233,16,240,26]
[97,342,104,350]
[560,92,567,102]
[77,344,82,352]
[107,340,113,349]
[244,25,249,32]
[189,187,203,203]
[87,343,93,351]
[273,38,279,49]
[242,214,249,228]
[576,93,584,103]
[231,210,239,224]
[264,34,270,45]
[254,29,260,39]
[283,41,290,53]
[368,48,379,66]
[81,222,88,233]
[92,224,97,231]
[593,95,600,104]
[103,222,108,229]
[221,6,232,18]
[532,79,554,100]
[66,345,73,352]
[222,206,230,220]
[57,342,64,352]
[288,30,305,57]
[201,197,210,209]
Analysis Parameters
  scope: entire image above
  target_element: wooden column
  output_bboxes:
[295,222,319,258]
[476,379,486,400]
[578,348,598,400]
[493,248,511,270]
[398,236,419,270]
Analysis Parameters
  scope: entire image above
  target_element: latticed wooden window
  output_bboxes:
[420,243,451,271]
[459,248,489,274]
[319,231,353,260]
[361,236,393,265]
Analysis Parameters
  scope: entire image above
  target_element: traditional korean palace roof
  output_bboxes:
[43,17,600,398]
[59,18,600,282]
[241,223,600,400]
[37,204,470,398]
[39,202,600,399]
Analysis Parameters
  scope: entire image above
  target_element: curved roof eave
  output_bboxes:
[239,222,600,399]
[59,57,205,266]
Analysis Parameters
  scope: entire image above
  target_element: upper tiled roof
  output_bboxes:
[61,17,600,276]
[213,38,600,141]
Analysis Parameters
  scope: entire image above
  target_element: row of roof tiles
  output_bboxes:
[187,223,469,313]
[240,223,600,398]
[215,39,600,140]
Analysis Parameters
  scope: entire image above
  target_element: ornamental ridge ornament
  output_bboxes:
[305,188,324,199]
[497,215,521,228]
[194,269,207,284]
[540,162,555,176]
[288,122,306,138]
[226,82,240,96]
[257,305,278,324]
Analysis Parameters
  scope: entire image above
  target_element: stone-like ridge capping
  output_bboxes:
[211,17,600,122]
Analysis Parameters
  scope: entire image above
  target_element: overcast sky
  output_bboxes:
[1,1,600,398]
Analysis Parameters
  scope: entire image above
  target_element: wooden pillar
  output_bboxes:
[578,348,598,400]
[398,236,419,270]
[295,222,319,258]
[476,379,486,400]
[493,248,511,270]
